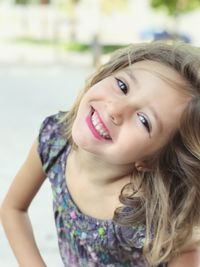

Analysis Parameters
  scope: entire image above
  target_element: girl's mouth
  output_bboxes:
[86,108,112,141]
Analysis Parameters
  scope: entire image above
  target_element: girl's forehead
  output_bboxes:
[127,60,179,78]
[118,60,191,95]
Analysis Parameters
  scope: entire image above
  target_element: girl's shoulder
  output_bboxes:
[38,111,66,137]
[37,111,68,174]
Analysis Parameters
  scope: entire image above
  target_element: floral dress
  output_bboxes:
[37,112,166,267]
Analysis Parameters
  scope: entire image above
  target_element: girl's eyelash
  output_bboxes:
[115,77,128,94]
[137,113,151,134]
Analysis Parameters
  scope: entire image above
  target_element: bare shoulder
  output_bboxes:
[169,231,200,267]
[1,139,46,212]
[168,249,200,267]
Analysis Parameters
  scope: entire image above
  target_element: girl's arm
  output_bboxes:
[0,140,47,267]
[168,249,200,267]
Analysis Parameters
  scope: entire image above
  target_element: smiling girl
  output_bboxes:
[1,41,200,267]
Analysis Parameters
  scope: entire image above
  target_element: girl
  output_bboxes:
[1,41,200,267]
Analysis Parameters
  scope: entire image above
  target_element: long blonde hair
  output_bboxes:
[60,42,200,266]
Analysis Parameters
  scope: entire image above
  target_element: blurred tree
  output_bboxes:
[150,0,200,16]
[150,0,200,41]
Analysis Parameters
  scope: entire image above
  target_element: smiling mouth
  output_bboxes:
[86,108,112,141]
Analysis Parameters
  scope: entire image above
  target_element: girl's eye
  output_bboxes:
[115,78,128,94]
[137,113,151,133]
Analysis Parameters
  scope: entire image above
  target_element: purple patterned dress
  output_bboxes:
[37,112,166,267]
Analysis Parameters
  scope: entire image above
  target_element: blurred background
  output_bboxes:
[0,0,200,266]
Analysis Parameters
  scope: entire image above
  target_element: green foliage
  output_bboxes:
[65,42,89,52]
[64,42,127,54]
[11,37,126,54]
[102,44,127,54]
[15,0,29,4]
[12,37,54,45]
[150,0,200,15]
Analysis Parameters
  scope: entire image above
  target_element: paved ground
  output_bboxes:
[0,44,93,266]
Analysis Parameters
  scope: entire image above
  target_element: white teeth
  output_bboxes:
[92,119,99,127]
[95,125,102,132]
[92,112,99,126]
[91,111,110,139]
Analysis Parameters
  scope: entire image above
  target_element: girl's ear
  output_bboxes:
[135,161,152,172]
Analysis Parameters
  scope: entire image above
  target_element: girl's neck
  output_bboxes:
[68,147,134,187]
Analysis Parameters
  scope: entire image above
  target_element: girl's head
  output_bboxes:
[62,42,200,265]
[71,59,190,166]
[66,41,200,154]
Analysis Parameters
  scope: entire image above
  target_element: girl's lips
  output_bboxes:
[86,108,112,141]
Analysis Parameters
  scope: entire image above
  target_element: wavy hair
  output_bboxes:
[60,42,200,266]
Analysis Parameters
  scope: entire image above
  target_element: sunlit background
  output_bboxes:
[1,0,200,266]
[0,0,200,65]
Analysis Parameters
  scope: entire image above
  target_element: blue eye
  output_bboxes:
[115,78,128,94]
[137,113,151,133]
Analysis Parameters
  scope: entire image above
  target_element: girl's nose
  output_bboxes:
[106,100,132,125]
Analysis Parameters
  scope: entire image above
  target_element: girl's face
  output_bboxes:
[72,60,190,165]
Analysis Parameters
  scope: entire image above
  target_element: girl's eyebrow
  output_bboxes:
[124,69,140,87]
